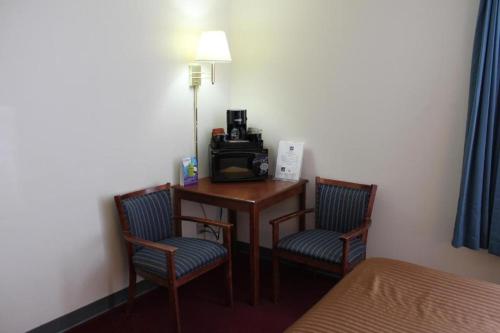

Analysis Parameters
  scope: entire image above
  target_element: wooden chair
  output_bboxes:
[270,177,377,303]
[114,183,233,333]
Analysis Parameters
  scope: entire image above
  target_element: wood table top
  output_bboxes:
[172,177,308,204]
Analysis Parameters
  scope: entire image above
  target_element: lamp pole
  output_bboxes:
[193,84,199,162]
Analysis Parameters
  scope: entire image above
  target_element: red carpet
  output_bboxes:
[69,254,337,333]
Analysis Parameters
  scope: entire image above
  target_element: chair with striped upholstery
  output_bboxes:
[114,183,233,333]
[270,177,377,303]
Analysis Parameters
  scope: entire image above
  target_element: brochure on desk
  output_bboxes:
[180,156,198,186]
[274,141,304,182]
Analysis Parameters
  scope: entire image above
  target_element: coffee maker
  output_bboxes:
[227,109,247,141]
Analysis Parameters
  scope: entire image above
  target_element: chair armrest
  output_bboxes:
[123,233,177,254]
[270,209,314,248]
[173,215,233,230]
[340,218,372,241]
[269,208,314,226]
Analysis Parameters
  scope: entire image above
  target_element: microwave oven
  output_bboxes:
[210,149,269,182]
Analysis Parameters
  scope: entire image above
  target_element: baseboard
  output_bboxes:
[27,280,157,333]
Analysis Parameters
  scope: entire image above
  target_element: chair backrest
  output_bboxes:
[315,177,377,233]
[114,184,173,244]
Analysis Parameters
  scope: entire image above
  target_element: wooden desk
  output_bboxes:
[172,177,308,305]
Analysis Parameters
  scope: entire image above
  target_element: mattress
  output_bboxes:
[286,258,500,333]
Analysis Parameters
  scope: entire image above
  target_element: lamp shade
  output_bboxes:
[195,31,232,63]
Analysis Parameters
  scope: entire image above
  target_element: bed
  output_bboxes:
[286,258,500,333]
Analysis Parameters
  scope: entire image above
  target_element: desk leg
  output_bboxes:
[299,184,306,231]
[228,209,238,246]
[249,205,260,305]
[173,193,182,237]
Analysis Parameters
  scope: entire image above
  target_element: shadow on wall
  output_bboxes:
[302,147,317,210]
[172,159,180,184]
[301,147,317,175]
[98,196,128,298]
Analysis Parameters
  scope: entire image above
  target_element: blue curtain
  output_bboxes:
[452,0,500,255]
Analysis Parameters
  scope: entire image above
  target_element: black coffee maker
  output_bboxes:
[227,110,247,140]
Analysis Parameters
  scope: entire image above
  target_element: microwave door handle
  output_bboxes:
[217,151,250,157]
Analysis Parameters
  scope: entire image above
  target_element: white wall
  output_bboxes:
[0,1,230,332]
[229,0,500,283]
[2,1,500,331]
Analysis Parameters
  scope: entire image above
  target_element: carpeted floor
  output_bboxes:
[68,254,337,333]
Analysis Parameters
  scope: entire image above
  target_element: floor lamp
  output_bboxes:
[189,31,232,162]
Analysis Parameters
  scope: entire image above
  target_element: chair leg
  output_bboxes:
[225,260,233,307]
[168,286,181,333]
[341,261,349,277]
[272,254,280,303]
[126,266,136,315]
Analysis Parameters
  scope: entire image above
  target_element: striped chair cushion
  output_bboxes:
[122,190,173,244]
[132,237,228,279]
[316,184,370,233]
[277,229,366,264]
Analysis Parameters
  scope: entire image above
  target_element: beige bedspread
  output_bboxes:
[286,258,500,333]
